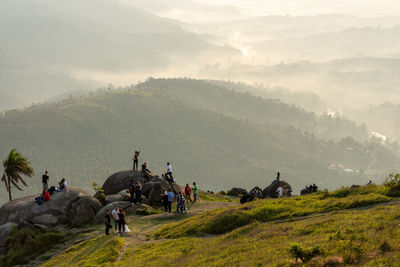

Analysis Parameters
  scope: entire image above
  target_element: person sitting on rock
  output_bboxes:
[56,178,67,192]
[165,162,173,182]
[176,192,185,214]
[135,181,142,205]
[47,186,56,196]
[133,150,140,170]
[312,184,318,193]
[112,206,119,234]
[184,184,192,203]
[34,189,50,205]
[141,162,152,183]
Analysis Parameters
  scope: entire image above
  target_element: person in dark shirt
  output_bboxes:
[162,191,169,214]
[118,209,126,236]
[42,170,49,190]
[135,181,142,205]
[133,150,140,170]
[141,162,152,183]
[128,179,135,204]
[105,210,111,235]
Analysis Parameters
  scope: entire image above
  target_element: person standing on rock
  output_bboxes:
[105,210,111,235]
[112,206,119,234]
[184,184,192,203]
[274,172,280,183]
[192,182,198,203]
[167,189,174,213]
[166,162,173,182]
[135,181,142,205]
[42,170,49,190]
[141,162,152,183]
[118,208,126,236]
[133,150,140,170]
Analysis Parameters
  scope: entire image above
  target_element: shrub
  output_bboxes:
[92,180,105,202]
[0,228,64,267]
[289,243,321,263]
[384,173,400,196]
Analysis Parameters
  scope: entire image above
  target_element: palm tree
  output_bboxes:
[2,149,34,201]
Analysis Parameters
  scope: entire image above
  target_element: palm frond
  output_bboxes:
[9,178,23,191]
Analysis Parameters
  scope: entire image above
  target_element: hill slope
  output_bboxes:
[1,86,399,204]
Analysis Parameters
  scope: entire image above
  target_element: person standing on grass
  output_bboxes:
[192,182,198,203]
[118,209,126,236]
[277,186,283,198]
[128,179,135,205]
[162,191,169,214]
[133,150,140,170]
[176,192,184,214]
[184,184,192,203]
[112,206,119,234]
[105,210,111,235]
[167,189,174,213]
[42,170,49,190]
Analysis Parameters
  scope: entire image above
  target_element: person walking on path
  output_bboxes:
[176,192,185,214]
[118,209,126,236]
[167,189,174,213]
[112,206,119,234]
[42,170,49,190]
[105,210,111,235]
[192,182,198,203]
[133,150,140,170]
[166,162,173,181]
[184,184,192,203]
[135,181,142,205]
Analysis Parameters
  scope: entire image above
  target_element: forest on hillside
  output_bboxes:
[1,79,399,204]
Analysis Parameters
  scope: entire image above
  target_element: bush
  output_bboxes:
[384,173,400,196]
[0,228,64,266]
[289,243,321,263]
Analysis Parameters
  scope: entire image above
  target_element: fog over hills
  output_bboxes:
[1,0,400,203]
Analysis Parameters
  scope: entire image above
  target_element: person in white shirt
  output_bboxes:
[277,186,283,198]
[166,162,173,182]
[111,206,119,234]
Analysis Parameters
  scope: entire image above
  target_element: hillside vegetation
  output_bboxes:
[1,79,399,204]
[37,184,400,266]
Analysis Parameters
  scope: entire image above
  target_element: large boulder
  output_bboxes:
[262,180,292,198]
[102,170,183,206]
[227,188,248,197]
[250,186,263,198]
[0,186,102,227]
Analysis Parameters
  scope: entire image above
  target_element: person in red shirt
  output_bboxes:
[34,189,50,205]
[184,184,192,203]
[43,191,50,201]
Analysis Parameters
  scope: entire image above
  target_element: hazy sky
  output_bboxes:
[122,0,400,23]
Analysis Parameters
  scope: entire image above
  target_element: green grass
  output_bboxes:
[42,235,124,267]
[118,204,400,266]
[0,228,64,267]
[198,191,235,202]
[153,191,391,238]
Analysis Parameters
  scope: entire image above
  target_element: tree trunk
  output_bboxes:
[7,177,12,201]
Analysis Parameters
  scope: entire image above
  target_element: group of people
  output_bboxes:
[133,150,176,184]
[33,171,68,205]
[105,206,129,236]
[277,185,292,198]
[128,179,142,205]
[161,182,198,215]
[305,184,318,193]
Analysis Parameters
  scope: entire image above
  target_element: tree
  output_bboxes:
[2,149,34,201]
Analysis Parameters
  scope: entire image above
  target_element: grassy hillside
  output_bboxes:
[1,85,399,204]
[36,185,400,266]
